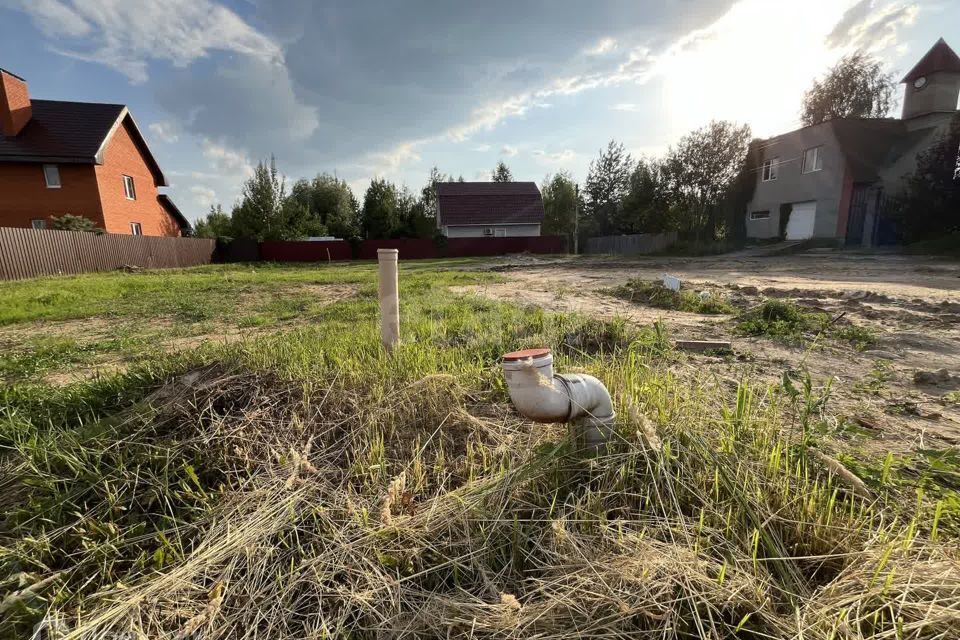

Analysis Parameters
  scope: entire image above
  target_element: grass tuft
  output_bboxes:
[608,279,735,314]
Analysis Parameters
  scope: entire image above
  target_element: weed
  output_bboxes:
[735,299,877,348]
[608,279,735,314]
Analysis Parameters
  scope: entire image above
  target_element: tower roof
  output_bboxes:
[901,38,960,83]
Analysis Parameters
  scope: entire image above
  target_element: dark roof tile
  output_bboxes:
[0,99,125,163]
[901,38,960,83]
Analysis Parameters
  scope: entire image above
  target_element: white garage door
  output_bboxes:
[785,202,816,240]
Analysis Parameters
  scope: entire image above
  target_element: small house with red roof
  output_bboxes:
[435,181,545,237]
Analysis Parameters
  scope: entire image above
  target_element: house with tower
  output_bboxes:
[746,38,960,246]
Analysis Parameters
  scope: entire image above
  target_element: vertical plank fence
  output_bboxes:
[0,227,215,281]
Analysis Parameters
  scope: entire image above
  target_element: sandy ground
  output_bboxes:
[458,250,960,457]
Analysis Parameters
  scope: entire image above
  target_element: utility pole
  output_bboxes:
[573,184,579,255]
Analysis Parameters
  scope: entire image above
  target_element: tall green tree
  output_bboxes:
[492,161,514,182]
[420,166,451,220]
[617,158,670,233]
[541,172,578,250]
[361,178,401,239]
[192,204,233,238]
[801,52,895,126]
[288,173,359,238]
[231,157,290,240]
[583,141,633,236]
[661,120,751,241]
[892,112,960,242]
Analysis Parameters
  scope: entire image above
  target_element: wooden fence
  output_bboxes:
[0,227,215,281]
[584,231,677,256]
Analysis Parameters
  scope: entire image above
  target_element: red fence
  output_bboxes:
[261,240,352,262]
[354,236,566,261]
[357,239,437,260]
[448,236,565,257]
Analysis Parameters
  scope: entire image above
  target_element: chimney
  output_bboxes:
[0,68,32,137]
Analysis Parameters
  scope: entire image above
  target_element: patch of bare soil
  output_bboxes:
[459,252,960,457]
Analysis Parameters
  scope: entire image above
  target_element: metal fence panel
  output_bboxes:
[0,227,215,281]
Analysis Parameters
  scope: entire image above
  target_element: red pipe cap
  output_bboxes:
[503,347,551,361]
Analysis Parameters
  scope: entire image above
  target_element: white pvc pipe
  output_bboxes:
[502,348,615,451]
[377,249,400,351]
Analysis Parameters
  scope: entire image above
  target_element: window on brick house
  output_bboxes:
[43,165,60,188]
[123,175,137,200]
[31,219,47,229]
[130,222,142,236]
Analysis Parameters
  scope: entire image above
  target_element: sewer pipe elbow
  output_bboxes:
[502,348,616,451]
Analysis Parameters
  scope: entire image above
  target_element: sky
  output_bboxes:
[0,0,956,221]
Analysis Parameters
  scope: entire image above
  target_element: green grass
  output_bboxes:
[608,279,735,314]
[0,262,955,639]
[735,299,877,349]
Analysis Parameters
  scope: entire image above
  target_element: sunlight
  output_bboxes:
[658,0,856,138]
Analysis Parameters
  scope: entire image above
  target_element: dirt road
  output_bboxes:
[460,250,960,456]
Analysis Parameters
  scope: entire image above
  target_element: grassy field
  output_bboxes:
[1,261,957,639]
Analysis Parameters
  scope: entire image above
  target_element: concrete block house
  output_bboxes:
[436,182,544,237]
[0,68,187,236]
[746,38,960,245]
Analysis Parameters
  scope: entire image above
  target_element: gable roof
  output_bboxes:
[0,99,167,185]
[158,194,191,233]
[901,38,960,83]
[436,181,545,226]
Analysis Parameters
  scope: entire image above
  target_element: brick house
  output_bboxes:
[0,68,188,236]
[435,182,544,237]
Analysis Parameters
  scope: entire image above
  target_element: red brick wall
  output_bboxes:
[0,163,105,229]
[95,117,180,236]
[0,71,32,136]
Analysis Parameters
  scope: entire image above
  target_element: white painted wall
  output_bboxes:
[444,224,541,238]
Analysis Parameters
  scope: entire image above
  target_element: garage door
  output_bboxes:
[785,202,816,240]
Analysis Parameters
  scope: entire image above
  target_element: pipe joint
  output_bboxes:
[502,348,615,451]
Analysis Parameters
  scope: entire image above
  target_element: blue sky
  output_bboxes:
[1,0,956,221]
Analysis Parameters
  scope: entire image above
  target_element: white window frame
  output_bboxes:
[761,158,779,182]
[130,222,143,236]
[43,164,61,189]
[123,175,137,200]
[750,211,770,220]
[31,218,47,229]
[494,228,507,237]
[802,146,823,174]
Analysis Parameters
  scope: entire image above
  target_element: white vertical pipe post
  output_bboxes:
[377,249,400,351]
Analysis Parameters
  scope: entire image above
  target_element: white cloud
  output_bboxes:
[190,185,217,208]
[473,143,491,152]
[584,37,617,56]
[201,138,254,177]
[500,144,519,157]
[611,103,641,112]
[12,0,283,83]
[825,1,918,52]
[363,0,920,182]
[533,149,576,164]
[148,121,179,144]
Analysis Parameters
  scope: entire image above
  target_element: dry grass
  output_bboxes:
[0,263,957,639]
